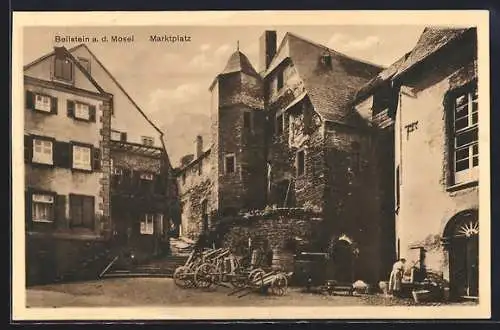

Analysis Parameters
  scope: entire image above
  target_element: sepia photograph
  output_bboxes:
[11,11,491,320]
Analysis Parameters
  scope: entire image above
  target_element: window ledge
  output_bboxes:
[446,180,479,192]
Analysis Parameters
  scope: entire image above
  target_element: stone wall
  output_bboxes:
[215,208,324,256]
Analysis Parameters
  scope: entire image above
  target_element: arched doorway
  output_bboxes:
[443,209,479,298]
[329,235,357,284]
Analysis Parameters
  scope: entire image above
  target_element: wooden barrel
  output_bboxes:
[271,248,294,273]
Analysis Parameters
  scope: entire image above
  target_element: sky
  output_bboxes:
[23,25,425,166]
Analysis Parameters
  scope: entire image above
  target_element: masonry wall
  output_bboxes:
[177,154,213,240]
[395,34,478,280]
[323,123,387,283]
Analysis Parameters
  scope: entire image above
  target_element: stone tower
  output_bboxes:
[209,49,267,215]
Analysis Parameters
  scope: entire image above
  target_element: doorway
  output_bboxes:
[444,210,479,298]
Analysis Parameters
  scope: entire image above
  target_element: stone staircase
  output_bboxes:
[101,237,193,279]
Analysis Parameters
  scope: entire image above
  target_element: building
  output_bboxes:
[354,27,479,299]
[175,31,397,284]
[24,44,175,284]
[24,46,112,284]
[62,44,175,260]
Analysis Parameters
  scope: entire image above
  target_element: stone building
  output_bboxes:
[24,44,175,284]
[175,31,397,284]
[24,46,112,284]
[354,27,479,299]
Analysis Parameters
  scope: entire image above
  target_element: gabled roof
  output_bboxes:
[354,52,411,102]
[393,27,470,79]
[24,45,109,97]
[221,50,260,78]
[354,27,472,102]
[24,43,172,167]
[270,32,384,124]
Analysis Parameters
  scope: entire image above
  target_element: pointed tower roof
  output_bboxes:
[220,50,260,78]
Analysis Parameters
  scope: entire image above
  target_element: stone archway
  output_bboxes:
[328,234,359,284]
[442,209,479,298]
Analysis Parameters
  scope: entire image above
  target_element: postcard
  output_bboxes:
[11,10,491,321]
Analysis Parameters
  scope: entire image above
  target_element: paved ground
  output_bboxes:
[26,278,477,308]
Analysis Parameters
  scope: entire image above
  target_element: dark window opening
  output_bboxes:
[69,194,94,229]
[225,154,236,174]
[277,71,284,90]
[296,150,305,176]
[54,57,73,82]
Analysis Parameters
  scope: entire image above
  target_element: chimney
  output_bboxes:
[194,135,203,159]
[259,30,277,72]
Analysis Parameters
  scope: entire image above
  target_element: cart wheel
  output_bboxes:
[230,274,248,289]
[249,268,265,288]
[194,263,216,289]
[173,266,192,289]
[271,273,288,296]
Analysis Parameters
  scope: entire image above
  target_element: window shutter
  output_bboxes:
[67,100,75,118]
[89,105,96,122]
[54,141,71,168]
[24,135,33,163]
[443,91,455,186]
[82,196,95,229]
[120,132,127,142]
[51,96,58,114]
[26,91,35,110]
[92,147,101,171]
[55,195,66,228]
[69,195,82,227]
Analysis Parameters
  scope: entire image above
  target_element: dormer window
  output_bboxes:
[54,57,73,82]
[320,52,332,68]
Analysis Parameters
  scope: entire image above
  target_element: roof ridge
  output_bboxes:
[23,43,86,71]
[286,32,386,70]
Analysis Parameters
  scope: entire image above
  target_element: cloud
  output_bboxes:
[200,44,211,52]
[327,33,380,52]
[148,83,202,113]
[188,53,214,70]
[214,44,231,57]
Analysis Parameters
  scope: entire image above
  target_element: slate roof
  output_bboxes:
[354,27,471,102]
[269,33,384,124]
[393,27,470,78]
[221,50,261,78]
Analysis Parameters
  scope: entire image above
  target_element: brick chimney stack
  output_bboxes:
[195,135,203,159]
[259,30,277,73]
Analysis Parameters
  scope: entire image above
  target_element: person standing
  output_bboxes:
[388,258,406,297]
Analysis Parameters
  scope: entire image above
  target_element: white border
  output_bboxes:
[12,10,491,321]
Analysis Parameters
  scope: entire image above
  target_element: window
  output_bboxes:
[67,101,95,122]
[141,214,154,235]
[225,154,236,174]
[142,136,154,146]
[140,172,154,181]
[78,57,91,73]
[112,167,123,175]
[72,144,92,171]
[32,138,53,165]
[35,94,52,112]
[296,150,305,176]
[74,102,90,120]
[243,111,252,131]
[111,130,122,141]
[69,194,94,229]
[276,114,284,135]
[32,193,55,223]
[277,71,284,90]
[182,172,186,185]
[451,83,478,184]
[54,57,73,82]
